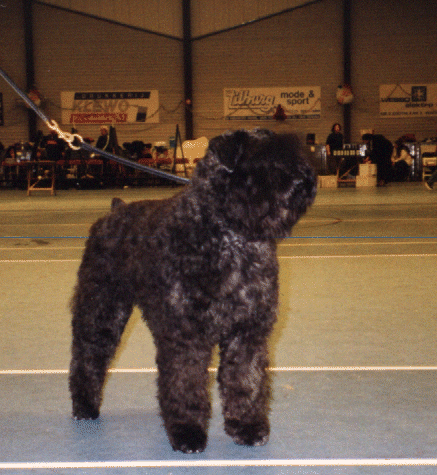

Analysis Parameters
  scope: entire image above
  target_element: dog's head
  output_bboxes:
[193,129,317,239]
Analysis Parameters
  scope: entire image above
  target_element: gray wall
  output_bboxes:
[0,0,436,148]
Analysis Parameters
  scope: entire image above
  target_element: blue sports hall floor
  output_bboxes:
[1,182,437,474]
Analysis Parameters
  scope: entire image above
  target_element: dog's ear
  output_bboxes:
[111,197,126,212]
[207,130,250,172]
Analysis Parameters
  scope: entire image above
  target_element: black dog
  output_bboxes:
[69,128,317,453]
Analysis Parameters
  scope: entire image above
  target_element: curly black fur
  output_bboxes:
[69,128,317,453]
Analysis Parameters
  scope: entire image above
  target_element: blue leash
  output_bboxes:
[0,67,191,185]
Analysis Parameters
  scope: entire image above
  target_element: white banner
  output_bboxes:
[380,84,437,117]
[61,90,159,125]
[224,87,321,120]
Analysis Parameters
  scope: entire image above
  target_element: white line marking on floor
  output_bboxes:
[334,217,437,222]
[328,217,437,222]
[1,458,437,469]
[279,253,437,259]
[278,240,437,247]
[0,259,80,263]
[2,366,436,375]
[0,223,88,226]
[270,366,437,371]
[0,247,84,250]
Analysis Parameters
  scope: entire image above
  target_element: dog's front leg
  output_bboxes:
[155,335,213,453]
[218,331,271,446]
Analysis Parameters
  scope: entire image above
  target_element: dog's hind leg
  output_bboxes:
[218,331,271,446]
[154,334,214,453]
[69,274,133,420]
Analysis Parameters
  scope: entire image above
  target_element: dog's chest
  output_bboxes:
[216,236,278,294]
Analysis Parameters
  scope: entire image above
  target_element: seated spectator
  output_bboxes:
[96,126,110,151]
[140,143,153,158]
[4,145,17,163]
[42,131,65,161]
[138,143,154,166]
[273,104,287,121]
[362,133,394,186]
[391,140,412,182]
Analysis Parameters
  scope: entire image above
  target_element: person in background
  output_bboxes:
[95,126,110,151]
[325,123,343,175]
[362,133,394,186]
[3,145,19,185]
[139,143,153,162]
[94,126,114,185]
[4,145,17,163]
[424,143,437,190]
[273,103,287,121]
[41,130,65,161]
[391,139,412,182]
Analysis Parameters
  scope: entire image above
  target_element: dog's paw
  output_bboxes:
[72,401,100,420]
[225,419,270,447]
[168,423,207,454]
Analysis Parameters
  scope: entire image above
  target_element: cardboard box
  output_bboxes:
[356,175,377,187]
[318,175,338,188]
[359,163,377,176]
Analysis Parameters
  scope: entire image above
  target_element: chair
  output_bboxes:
[180,137,209,175]
[421,143,437,181]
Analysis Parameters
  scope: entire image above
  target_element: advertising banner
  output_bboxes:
[380,84,437,117]
[224,87,321,120]
[61,90,159,125]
